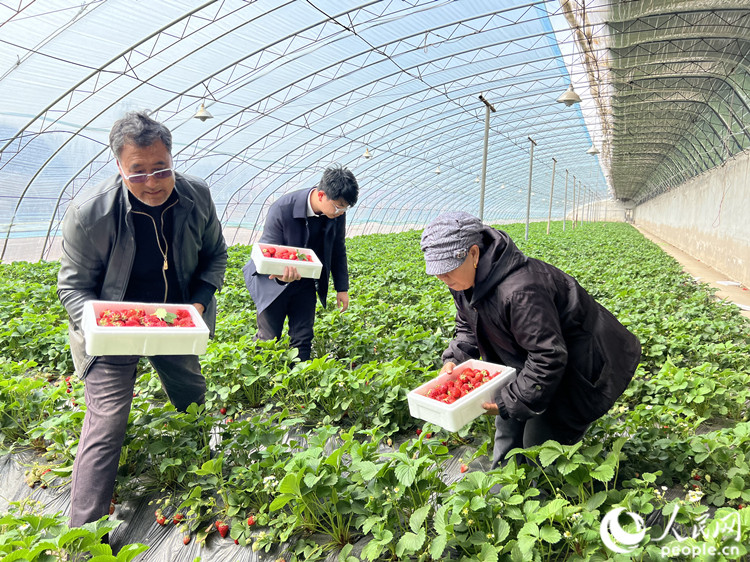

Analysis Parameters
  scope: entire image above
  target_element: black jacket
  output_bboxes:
[442,227,641,426]
[57,172,228,377]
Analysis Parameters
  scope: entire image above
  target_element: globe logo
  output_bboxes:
[600,507,647,554]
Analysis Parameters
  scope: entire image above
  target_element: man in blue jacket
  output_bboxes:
[57,111,227,529]
[243,165,359,360]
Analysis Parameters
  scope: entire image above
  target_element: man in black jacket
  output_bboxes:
[57,111,227,527]
[243,165,359,360]
[420,212,641,468]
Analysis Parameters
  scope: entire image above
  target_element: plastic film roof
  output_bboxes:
[587,0,750,205]
[1,0,748,261]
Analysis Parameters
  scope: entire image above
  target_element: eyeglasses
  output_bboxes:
[331,202,351,214]
[120,168,174,184]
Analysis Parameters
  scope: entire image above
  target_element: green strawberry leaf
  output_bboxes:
[154,308,178,323]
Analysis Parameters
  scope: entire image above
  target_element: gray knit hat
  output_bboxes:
[421,212,484,275]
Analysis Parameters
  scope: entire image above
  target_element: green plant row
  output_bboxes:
[0,221,749,561]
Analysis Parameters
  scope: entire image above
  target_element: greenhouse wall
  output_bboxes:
[635,149,750,288]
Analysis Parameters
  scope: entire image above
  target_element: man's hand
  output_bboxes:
[270,265,301,283]
[192,303,205,315]
[336,291,349,312]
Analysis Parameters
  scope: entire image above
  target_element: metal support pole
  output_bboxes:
[525,136,537,241]
[571,177,577,229]
[478,94,496,222]
[579,184,584,227]
[563,169,568,232]
[546,157,556,235]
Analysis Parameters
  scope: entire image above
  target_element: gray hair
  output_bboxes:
[109,111,172,158]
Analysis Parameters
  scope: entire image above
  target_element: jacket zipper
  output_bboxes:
[131,199,179,302]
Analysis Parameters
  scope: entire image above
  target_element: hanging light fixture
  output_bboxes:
[363,147,371,159]
[474,175,480,183]
[193,101,213,122]
[556,84,582,107]
[586,144,600,155]
[434,166,441,174]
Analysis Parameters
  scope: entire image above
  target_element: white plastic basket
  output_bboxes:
[82,300,209,356]
[251,243,323,279]
[407,359,516,432]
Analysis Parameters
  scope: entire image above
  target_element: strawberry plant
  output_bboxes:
[205,336,298,413]
[352,431,451,561]
[1,222,750,560]
[0,499,148,561]
[268,426,364,552]
[117,402,213,495]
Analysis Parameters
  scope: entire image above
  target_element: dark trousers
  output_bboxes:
[256,278,317,361]
[70,354,205,527]
[491,411,590,469]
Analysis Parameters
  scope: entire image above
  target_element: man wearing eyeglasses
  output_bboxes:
[57,111,227,530]
[243,164,359,361]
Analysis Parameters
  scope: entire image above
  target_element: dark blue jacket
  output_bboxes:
[243,188,349,314]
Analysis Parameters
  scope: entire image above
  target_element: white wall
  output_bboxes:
[635,149,750,287]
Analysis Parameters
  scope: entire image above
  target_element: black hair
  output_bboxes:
[319,164,359,206]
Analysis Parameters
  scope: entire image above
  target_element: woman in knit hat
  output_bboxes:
[420,211,641,468]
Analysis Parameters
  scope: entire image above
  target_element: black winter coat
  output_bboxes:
[442,227,641,426]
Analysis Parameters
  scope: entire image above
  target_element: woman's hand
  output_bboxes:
[482,402,500,416]
[439,362,456,375]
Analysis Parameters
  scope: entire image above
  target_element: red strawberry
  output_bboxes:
[183,535,191,545]
[460,463,469,473]
[234,539,239,544]
[216,520,229,538]
[220,407,227,415]
[156,514,167,526]
[247,514,256,526]
[173,513,185,524]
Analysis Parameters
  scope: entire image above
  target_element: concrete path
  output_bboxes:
[636,226,750,320]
